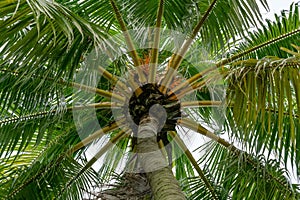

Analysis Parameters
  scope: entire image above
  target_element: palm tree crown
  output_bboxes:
[0,0,300,199]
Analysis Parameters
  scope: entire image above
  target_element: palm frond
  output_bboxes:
[224,3,300,61]
[0,124,93,199]
[225,54,300,174]
[0,0,106,83]
[58,129,129,198]
[182,172,223,200]
[0,109,74,158]
[184,3,300,90]
[198,141,300,200]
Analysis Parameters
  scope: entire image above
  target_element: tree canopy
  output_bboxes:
[0,0,300,199]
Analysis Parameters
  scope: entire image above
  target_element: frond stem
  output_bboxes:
[181,101,222,108]
[160,0,218,92]
[168,67,217,95]
[178,118,292,190]
[178,118,230,148]
[57,128,130,198]
[71,81,125,103]
[216,28,300,67]
[109,0,146,83]
[0,102,121,127]
[174,80,206,100]
[169,131,219,200]
[149,0,164,83]
[67,118,126,154]
[98,66,130,96]
[0,69,125,103]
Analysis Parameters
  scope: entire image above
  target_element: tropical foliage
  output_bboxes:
[0,0,300,199]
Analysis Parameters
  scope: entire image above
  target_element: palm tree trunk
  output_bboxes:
[137,116,186,200]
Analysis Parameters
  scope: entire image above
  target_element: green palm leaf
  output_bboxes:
[227,3,300,60]
[226,54,300,175]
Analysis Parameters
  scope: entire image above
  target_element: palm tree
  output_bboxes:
[1,0,300,199]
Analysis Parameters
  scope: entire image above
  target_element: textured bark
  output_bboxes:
[137,116,186,200]
[98,173,151,199]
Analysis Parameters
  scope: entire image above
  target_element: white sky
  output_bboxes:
[261,0,297,20]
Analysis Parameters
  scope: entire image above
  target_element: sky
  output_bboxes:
[261,0,297,20]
